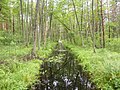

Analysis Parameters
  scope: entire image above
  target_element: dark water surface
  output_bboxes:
[29,49,97,90]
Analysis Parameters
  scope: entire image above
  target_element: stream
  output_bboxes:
[28,44,97,90]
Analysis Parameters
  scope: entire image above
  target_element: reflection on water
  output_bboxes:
[29,49,97,90]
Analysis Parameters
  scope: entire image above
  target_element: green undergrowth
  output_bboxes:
[0,59,42,90]
[0,44,41,90]
[0,41,56,90]
[106,38,120,53]
[65,43,120,90]
[0,45,32,60]
[0,30,22,46]
[37,41,57,58]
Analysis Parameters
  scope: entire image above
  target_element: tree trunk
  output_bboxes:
[26,0,29,46]
[107,0,110,39]
[71,0,83,46]
[20,0,24,40]
[13,15,15,35]
[44,0,48,48]
[92,0,96,52]
[32,0,40,55]
[101,0,105,48]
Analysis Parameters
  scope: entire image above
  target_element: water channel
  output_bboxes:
[28,44,98,90]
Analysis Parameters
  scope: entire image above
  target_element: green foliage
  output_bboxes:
[0,31,22,46]
[65,43,120,90]
[0,43,41,90]
[0,59,42,90]
[0,40,55,90]
[37,41,56,58]
[48,54,64,63]
[0,0,11,22]
[0,45,31,60]
[106,38,120,53]
[0,31,11,45]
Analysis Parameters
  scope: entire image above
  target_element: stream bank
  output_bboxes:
[28,46,98,90]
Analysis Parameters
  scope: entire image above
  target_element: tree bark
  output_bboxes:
[13,15,15,35]
[92,0,96,52]
[32,0,40,55]
[100,0,105,48]
[20,0,24,40]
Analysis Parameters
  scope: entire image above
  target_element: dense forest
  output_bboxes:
[0,0,120,90]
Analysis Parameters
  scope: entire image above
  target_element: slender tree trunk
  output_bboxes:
[20,0,24,41]
[44,0,48,48]
[38,0,45,50]
[48,10,53,39]
[38,4,41,50]
[13,15,15,35]
[80,0,84,46]
[92,0,96,52]
[71,0,83,46]
[100,0,105,48]
[41,0,45,43]
[26,0,29,46]
[44,20,48,47]
[30,0,33,44]
[48,0,53,40]
[107,0,110,39]
[86,0,90,44]
[32,0,40,55]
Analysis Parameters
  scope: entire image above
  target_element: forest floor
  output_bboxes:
[0,42,56,90]
[0,38,120,90]
[0,45,41,90]
[65,40,120,90]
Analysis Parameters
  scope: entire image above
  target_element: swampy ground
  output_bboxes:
[1,0,120,90]
[0,40,120,90]
[30,49,97,90]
